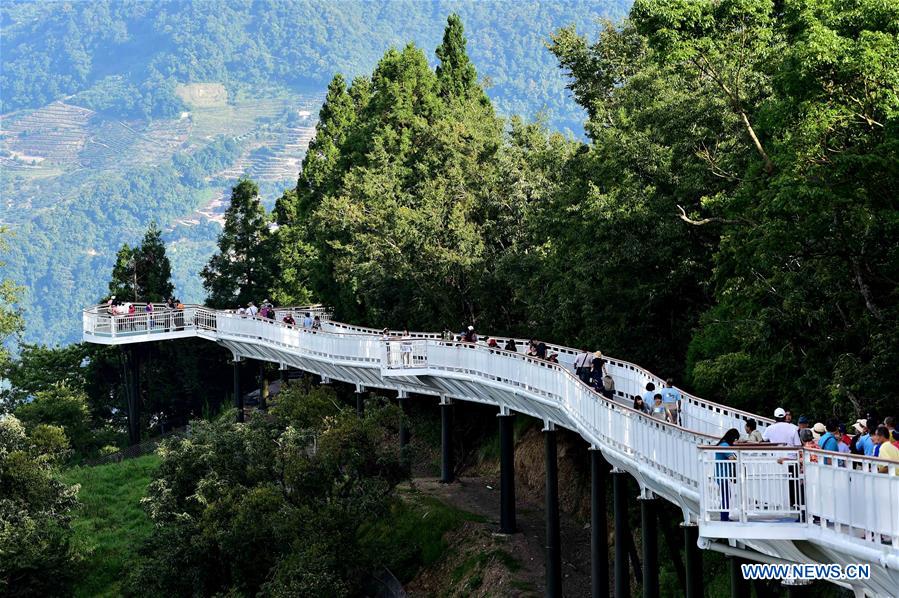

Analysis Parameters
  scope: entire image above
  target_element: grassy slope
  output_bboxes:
[61,454,161,598]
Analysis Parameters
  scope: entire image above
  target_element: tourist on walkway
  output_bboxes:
[715,428,740,521]
[642,382,656,406]
[743,418,763,443]
[651,394,667,420]
[817,419,840,452]
[633,395,650,414]
[504,338,517,353]
[661,379,682,425]
[247,302,258,317]
[762,408,801,447]
[312,315,321,330]
[573,349,593,384]
[282,313,296,326]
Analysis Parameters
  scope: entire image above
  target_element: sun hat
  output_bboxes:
[812,422,826,440]
[853,419,867,434]
[774,407,786,418]
[468,325,474,331]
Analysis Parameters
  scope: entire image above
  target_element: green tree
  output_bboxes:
[0,227,23,378]
[435,14,479,100]
[0,415,80,596]
[15,383,95,457]
[107,222,175,302]
[202,179,273,309]
[124,396,406,597]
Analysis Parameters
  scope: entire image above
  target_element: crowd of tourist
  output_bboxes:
[235,300,322,330]
[105,296,185,331]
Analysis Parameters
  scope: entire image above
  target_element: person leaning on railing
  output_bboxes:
[714,428,740,521]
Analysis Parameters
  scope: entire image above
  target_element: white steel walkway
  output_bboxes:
[82,304,898,596]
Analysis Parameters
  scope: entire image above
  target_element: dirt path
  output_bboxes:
[407,475,593,597]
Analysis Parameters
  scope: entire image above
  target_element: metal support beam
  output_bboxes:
[729,557,749,598]
[544,425,562,598]
[233,360,243,423]
[398,395,410,448]
[440,398,454,483]
[591,449,610,598]
[613,471,630,598]
[683,524,702,598]
[641,498,659,598]
[122,346,142,444]
[356,392,365,418]
[499,412,516,534]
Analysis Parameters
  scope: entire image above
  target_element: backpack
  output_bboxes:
[602,375,615,392]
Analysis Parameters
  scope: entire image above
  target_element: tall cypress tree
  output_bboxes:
[107,222,174,302]
[435,14,479,100]
[202,179,272,309]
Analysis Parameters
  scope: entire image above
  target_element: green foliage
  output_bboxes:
[361,493,485,582]
[123,398,409,596]
[0,228,23,375]
[270,382,342,429]
[61,454,160,598]
[107,221,175,303]
[15,383,95,457]
[202,179,274,308]
[0,415,81,597]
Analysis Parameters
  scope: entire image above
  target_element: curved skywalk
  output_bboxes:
[82,304,898,597]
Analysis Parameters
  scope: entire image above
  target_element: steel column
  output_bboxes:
[729,557,748,598]
[641,498,659,598]
[591,449,610,598]
[440,399,454,483]
[684,524,702,598]
[544,426,562,598]
[398,397,410,448]
[233,360,243,423]
[499,412,516,534]
[356,392,365,417]
[123,346,142,444]
[613,471,630,598]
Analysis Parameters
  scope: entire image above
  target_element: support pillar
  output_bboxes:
[613,471,630,598]
[729,557,748,598]
[499,411,516,533]
[440,397,454,483]
[233,359,243,423]
[640,497,659,598]
[683,524,702,598]
[544,423,562,598]
[122,346,142,444]
[398,392,410,448]
[356,384,365,418]
[279,365,288,383]
[591,449,610,598]
[259,363,268,411]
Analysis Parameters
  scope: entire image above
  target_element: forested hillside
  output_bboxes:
[1,0,626,128]
[0,0,629,346]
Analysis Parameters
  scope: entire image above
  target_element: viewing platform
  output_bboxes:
[82,303,899,597]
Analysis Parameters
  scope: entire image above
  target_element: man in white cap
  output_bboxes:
[762,407,801,447]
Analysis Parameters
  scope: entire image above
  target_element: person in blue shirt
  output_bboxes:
[661,378,682,425]
[642,382,657,405]
[855,417,878,455]
[715,428,741,521]
[817,418,840,452]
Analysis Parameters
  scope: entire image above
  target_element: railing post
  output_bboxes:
[544,422,562,598]
[613,470,630,598]
[498,410,517,534]
[640,496,659,598]
[591,448,610,598]
[440,396,454,483]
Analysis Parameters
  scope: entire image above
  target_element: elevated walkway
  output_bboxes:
[82,304,898,596]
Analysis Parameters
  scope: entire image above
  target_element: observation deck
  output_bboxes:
[82,303,898,596]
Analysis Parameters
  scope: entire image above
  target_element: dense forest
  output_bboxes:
[1,1,897,596]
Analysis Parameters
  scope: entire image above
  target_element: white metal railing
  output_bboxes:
[699,446,804,527]
[383,338,429,369]
[804,448,899,549]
